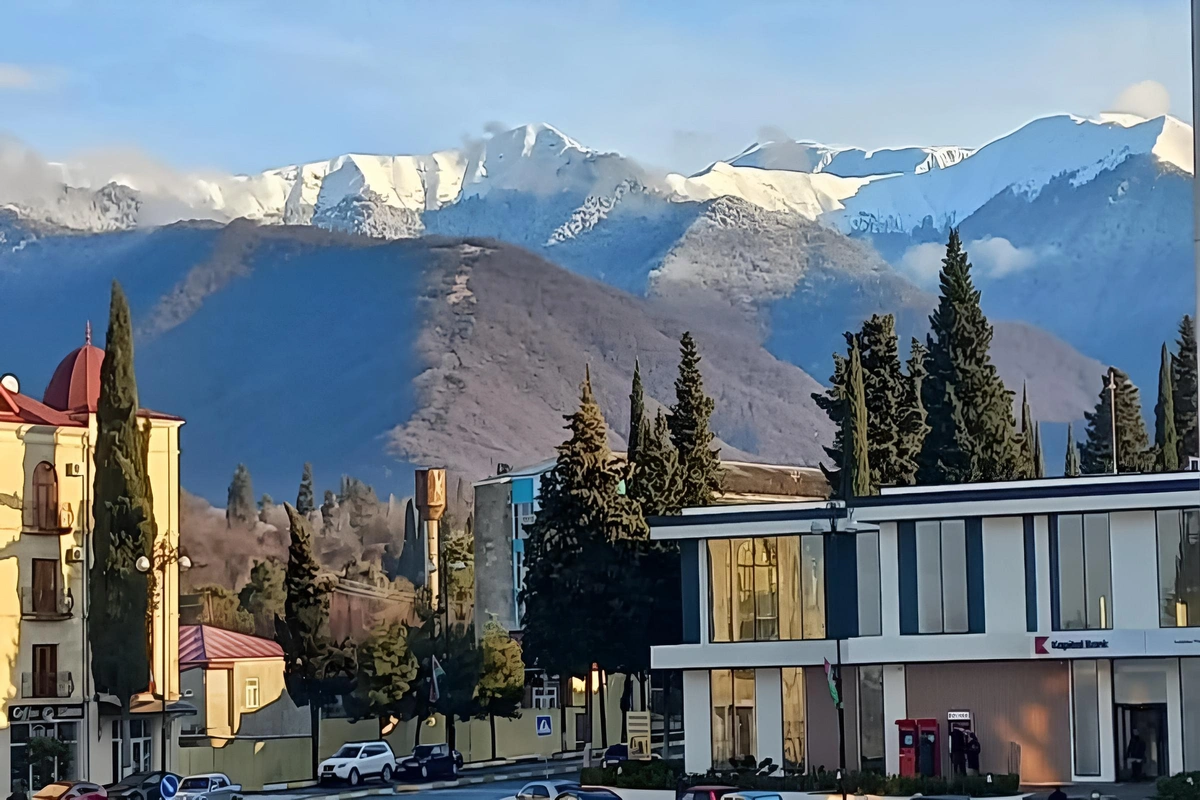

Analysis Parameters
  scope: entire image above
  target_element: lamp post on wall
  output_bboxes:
[136,543,191,773]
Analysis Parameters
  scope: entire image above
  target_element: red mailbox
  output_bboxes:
[916,718,940,776]
[896,719,918,777]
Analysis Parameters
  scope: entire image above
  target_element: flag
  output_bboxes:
[429,655,446,704]
[823,658,841,708]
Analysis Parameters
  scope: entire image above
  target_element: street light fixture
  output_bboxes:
[135,543,191,773]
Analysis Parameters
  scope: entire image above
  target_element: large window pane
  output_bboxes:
[732,669,756,765]
[755,538,780,641]
[858,665,885,772]
[1057,515,1087,630]
[782,667,805,771]
[734,539,756,641]
[857,531,882,637]
[1158,510,1184,627]
[801,535,826,639]
[941,521,969,634]
[916,521,944,633]
[1072,660,1101,776]
[778,537,802,640]
[708,540,732,643]
[711,669,733,768]
[1184,511,1200,627]
[1083,514,1112,630]
[1183,658,1200,770]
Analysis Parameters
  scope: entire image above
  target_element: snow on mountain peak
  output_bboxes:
[727,139,975,178]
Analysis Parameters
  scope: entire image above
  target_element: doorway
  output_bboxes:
[1116,703,1167,781]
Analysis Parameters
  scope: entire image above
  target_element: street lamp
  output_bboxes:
[1105,368,1119,474]
[816,502,855,800]
[136,544,191,773]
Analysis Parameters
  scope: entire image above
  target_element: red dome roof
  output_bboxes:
[43,323,104,413]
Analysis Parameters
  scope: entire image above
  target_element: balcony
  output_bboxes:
[20,587,74,621]
[21,671,73,699]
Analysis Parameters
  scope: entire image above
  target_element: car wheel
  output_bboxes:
[348,769,360,788]
[381,765,393,783]
[420,765,429,780]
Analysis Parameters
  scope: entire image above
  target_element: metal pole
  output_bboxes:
[160,555,167,772]
[1108,369,1118,474]
[1193,0,1200,471]
[836,637,846,800]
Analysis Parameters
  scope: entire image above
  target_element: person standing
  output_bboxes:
[1126,729,1147,780]
[965,730,982,776]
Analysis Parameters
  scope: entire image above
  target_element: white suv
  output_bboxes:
[318,741,397,786]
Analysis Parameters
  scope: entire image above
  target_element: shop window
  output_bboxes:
[710,669,755,769]
[858,665,885,773]
[1071,660,1102,777]
[1054,514,1112,631]
[709,536,823,643]
[11,720,78,789]
[32,462,59,531]
[782,667,806,771]
[244,677,260,710]
[915,520,969,634]
[1156,509,1200,627]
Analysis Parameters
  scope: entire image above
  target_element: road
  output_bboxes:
[247,764,583,800]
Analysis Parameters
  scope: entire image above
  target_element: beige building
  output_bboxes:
[0,327,184,791]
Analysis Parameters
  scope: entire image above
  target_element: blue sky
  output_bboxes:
[0,0,1191,175]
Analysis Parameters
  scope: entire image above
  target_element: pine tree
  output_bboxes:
[1156,343,1180,472]
[1033,423,1045,479]
[900,339,930,480]
[842,339,871,498]
[668,333,721,507]
[348,620,418,729]
[813,352,848,491]
[1080,369,1152,474]
[917,230,1019,484]
[297,462,315,515]
[477,618,525,760]
[1173,315,1198,465]
[1065,423,1081,478]
[628,358,646,465]
[89,281,156,772]
[238,558,286,638]
[226,464,255,527]
[627,411,684,517]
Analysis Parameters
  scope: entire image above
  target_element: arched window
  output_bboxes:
[32,462,59,531]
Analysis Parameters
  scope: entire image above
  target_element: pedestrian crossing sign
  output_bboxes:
[536,715,553,737]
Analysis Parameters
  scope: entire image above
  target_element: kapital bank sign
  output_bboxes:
[1031,630,1200,658]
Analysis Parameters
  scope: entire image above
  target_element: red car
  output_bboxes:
[679,787,737,800]
[34,782,107,800]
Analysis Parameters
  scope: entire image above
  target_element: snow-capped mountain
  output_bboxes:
[728,140,975,177]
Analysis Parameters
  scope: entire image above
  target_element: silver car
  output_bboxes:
[176,774,242,800]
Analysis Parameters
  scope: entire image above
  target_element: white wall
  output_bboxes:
[982,517,1027,634]
[682,670,711,774]
[878,522,900,638]
[755,668,783,769]
[1034,515,1053,631]
[882,664,906,775]
[1109,511,1161,630]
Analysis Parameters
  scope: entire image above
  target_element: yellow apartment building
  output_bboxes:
[0,326,184,791]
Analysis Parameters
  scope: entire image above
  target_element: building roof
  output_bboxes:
[0,384,83,427]
[179,624,283,667]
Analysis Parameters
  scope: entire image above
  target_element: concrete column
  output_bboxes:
[1168,658,1185,774]
[883,664,907,775]
[683,670,712,774]
[1034,515,1053,631]
[755,668,784,770]
[878,522,901,637]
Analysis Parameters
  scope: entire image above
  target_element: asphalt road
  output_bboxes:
[248,764,582,800]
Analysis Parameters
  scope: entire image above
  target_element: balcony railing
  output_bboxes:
[21,671,73,699]
[19,587,74,620]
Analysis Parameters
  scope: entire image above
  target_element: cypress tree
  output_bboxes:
[917,230,1019,484]
[1173,315,1198,465]
[813,353,848,491]
[297,462,315,515]
[1032,423,1045,479]
[89,280,156,771]
[1018,384,1036,479]
[1080,368,1152,474]
[227,463,255,526]
[627,411,684,517]
[1156,343,1180,472]
[668,332,721,507]
[900,339,931,480]
[628,358,646,465]
[843,339,871,498]
[1065,423,1081,478]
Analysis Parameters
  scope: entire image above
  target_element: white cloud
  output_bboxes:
[898,235,1048,285]
[0,64,36,89]
[1110,80,1172,119]
[898,241,946,285]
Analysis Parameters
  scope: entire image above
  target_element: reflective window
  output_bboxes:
[857,531,882,637]
[734,539,756,640]
[800,535,826,639]
[782,667,805,771]
[708,539,732,642]
[1157,509,1200,627]
[915,520,968,634]
[710,669,755,769]
[1071,660,1101,777]
[1055,514,1112,631]
[941,521,969,634]
[755,538,779,640]
[708,535,822,642]
[858,665,885,773]
[778,537,802,639]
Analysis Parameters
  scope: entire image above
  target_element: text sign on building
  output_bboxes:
[8,704,84,723]
[1031,630,1144,658]
[536,715,553,737]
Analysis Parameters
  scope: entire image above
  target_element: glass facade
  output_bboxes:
[1055,514,1112,631]
[711,669,756,769]
[709,535,825,642]
[782,667,806,771]
[1157,509,1200,627]
[1071,660,1101,777]
[915,520,969,634]
[857,531,882,637]
[858,665,885,772]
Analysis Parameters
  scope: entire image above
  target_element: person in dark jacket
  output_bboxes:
[965,730,982,775]
[1047,787,1068,800]
[1126,729,1147,780]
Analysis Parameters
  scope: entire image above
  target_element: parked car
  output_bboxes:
[106,772,183,800]
[725,793,783,800]
[678,786,737,800]
[601,743,661,767]
[512,781,580,800]
[319,741,397,786]
[33,782,107,800]
[398,743,463,779]
[555,788,621,800]
[176,774,242,800]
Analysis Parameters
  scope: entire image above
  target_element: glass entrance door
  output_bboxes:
[1116,703,1168,781]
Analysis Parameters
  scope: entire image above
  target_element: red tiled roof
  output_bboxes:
[179,624,284,667]
[0,385,83,427]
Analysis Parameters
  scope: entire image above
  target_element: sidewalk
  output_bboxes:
[1024,783,1156,800]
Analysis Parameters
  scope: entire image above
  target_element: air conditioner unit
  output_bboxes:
[65,547,85,564]
[64,463,83,477]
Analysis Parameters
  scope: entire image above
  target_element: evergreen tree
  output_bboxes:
[477,618,525,760]
[89,281,155,771]
[900,339,930,480]
[842,339,871,498]
[238,558,286,638]
[320,490,337,534]
[297,462,315,515]
[1033,423,1046,479]
[405,609,482,753]
[668,333,722,507]
[348,620,418,734]
[195,584,255,633]
[396,498,425,585]
[813,352,848,490]
[1065,423,1081,478]
[1156,343,1180,472]
[627,411,684,517]
[917,230,1019,484]
[259,494,275,524]
[1173,315,1198,465]
[226,464,255,527]
[1080,369,1152,474]
[628,358,646,464]
[1018,384,1036,478]
[276,504,354,777]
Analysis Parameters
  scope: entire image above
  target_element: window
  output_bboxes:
[709,536,823,642]
[915,520,969,634]
[111,719,151,778]
[781,667,806,771]
[857,531,882,637]
[32,462,59,530]
[1157,509,1200,627]
[362,745,387,756]
[858,666,885,772]
[32,558,60,615]
[710,669,755,769]
[531,684,558,709]
[244,677,260,709]
[526,787,550,798]
[12,720,77,788]
[1071,660,1101,776]
[32,644,57,698]
[1054,514,1112,630]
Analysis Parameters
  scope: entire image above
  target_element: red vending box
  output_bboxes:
[896,719,918,777]
[916,718,940,776]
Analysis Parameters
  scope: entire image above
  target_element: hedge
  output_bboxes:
[1156,772,1200,800]
[580,762,1021,798]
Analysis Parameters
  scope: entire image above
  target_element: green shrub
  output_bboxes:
[1156,772,1200,800]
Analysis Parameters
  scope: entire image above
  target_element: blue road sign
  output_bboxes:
[535,714,553,737]
[160,775,179,800]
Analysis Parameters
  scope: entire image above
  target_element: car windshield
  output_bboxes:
[333,746,362,758]
[180,779,210,791]
[412,746,438,757]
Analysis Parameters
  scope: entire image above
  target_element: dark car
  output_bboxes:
[679,786,737,800]
[555,789,621,800]
[398,743,463,779]
[105,772,183,800]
